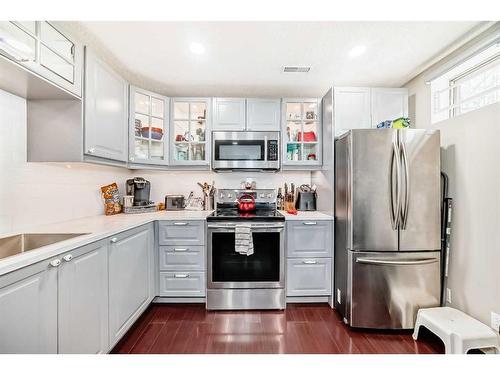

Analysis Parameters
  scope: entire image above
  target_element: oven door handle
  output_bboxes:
[207,224,285,229]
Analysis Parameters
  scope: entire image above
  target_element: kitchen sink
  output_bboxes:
[0,233,89,260]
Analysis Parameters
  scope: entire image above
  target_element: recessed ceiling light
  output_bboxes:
[348,45,366,58]
[189,42,205,55]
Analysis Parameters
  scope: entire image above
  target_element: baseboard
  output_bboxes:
[153,296,206,304]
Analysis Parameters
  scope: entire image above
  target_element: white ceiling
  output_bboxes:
[77,21,481,97]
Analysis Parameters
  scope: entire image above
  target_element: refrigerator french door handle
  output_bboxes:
[400,133,410,230]
[390,131,402,230]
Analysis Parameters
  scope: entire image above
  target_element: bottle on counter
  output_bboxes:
[276,187,283,210]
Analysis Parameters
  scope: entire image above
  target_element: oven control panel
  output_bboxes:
[217,189,276,204]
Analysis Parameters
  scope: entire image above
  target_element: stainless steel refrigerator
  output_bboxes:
[334,129,441,329]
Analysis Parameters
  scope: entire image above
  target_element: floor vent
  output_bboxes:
[282,66,311,73]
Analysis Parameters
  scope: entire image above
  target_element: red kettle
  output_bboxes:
[238,194,256,212]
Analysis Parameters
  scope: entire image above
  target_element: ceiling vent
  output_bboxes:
[282,66,311,73]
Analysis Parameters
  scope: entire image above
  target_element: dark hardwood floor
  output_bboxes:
[111,303,445,354]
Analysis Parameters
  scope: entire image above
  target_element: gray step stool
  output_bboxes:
[413,307,500,354]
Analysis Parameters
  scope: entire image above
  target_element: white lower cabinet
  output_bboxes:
[159,271,206,297]
[58,241,109,354]
[108,224,154,347]
[286,258,332,296]
[0,259,58,353]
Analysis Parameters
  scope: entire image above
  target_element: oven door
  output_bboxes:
[212,131,279,170]
[207,222,285,289]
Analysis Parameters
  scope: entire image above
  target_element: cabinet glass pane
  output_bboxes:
[135,113,150,138]
[151,117,164,136]
[286,103,302,121]
[151,97,164,118]
[40,22,73,62]
[134,139,149,159]
[0,22,36,61]
[190,120,206,142]
[174,102,189,119]
[15,21,36,35]
[301,121,318,142]
[40,45,74,82]
[174,143,189,161]
[190,143,206,161]
[174,121,189,142]
[190,102,207,120]
[135,93,150,114]
[286,143,301,162]
[303,102,318,120]
[286,121,302,142]
[303,144,319,161]
[150,141,164,160]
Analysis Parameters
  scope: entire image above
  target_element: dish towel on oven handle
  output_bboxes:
[235,224,254,256]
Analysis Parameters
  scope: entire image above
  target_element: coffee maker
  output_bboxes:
[126,177,152,206]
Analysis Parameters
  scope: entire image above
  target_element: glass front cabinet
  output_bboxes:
[282,98,322,168]
[129,86,169,166]
[170,98,211,166]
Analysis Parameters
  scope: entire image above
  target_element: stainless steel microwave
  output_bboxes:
[212,131,280,171]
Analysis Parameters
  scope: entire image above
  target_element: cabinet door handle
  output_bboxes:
[129,157,135,161]
[87,148,96,154]
[302,222,317,225]
[174,274,189,278]
[302,260,318,264]
[173,248,188,252]
[173,222,188,226]
[63,254,73,262]
[49,259,61,267]
[110,237,118,243]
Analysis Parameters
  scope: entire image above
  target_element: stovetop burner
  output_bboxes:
[207,209,285,222]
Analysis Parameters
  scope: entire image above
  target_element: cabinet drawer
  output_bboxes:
[286,220,332,257]
[159,245,205,271]
[158,221,205,245]
[159,272,206,297]
[286,258,332,297]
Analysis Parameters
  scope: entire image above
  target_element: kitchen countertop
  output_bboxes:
[0,209,334,277]
[279,210,334,221]
[0,210,213,277]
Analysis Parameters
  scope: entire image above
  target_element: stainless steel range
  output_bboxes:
[206,189,285,310]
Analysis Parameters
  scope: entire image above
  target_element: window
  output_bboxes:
[430,39,500,124]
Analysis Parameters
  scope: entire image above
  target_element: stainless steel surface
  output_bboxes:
[215,189,276,205]
[400,132,410,230]
[207,221,285,289]
[390,130,402,230]
[350,129,399,251]
[399,130,441,251]
[212,131,280,171]
[0,233,89,260]
[206,288,285,310]
[348,251,441,329]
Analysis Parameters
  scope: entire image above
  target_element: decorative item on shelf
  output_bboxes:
[196,127,205,142]
[175,134,185,142]
[287,144,300,161]
[305,110,316,120]
[307,153,317,160]
[191,143,204,160]
[134,119,142,136]
[297,131,317,142]
[376,117,410,129]
[141,127,163,140]
[100,183,122,216]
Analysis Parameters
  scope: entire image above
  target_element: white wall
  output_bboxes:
[0,88,311,235]
[406,73,500,326]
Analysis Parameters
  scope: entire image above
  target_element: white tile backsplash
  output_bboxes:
[0,88,311,235]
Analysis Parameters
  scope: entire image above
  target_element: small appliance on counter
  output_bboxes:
[165,195,185,211]
[295,184,317,211]
[124,177,156,214]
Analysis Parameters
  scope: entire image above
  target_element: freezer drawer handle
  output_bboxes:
[356,258,438,266]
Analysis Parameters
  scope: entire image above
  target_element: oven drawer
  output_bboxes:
[159,271,206,297]
[286,220,332,258]
[286,258,332,296]
[158,221,205,246]
[159,245,205,271]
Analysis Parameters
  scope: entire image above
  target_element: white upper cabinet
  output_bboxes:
[212,97,246,131]
[84,48,128,163]
[370,88,409,127]
[333,87,372,137]
[246,98,281,131]
[129,86,169,166]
